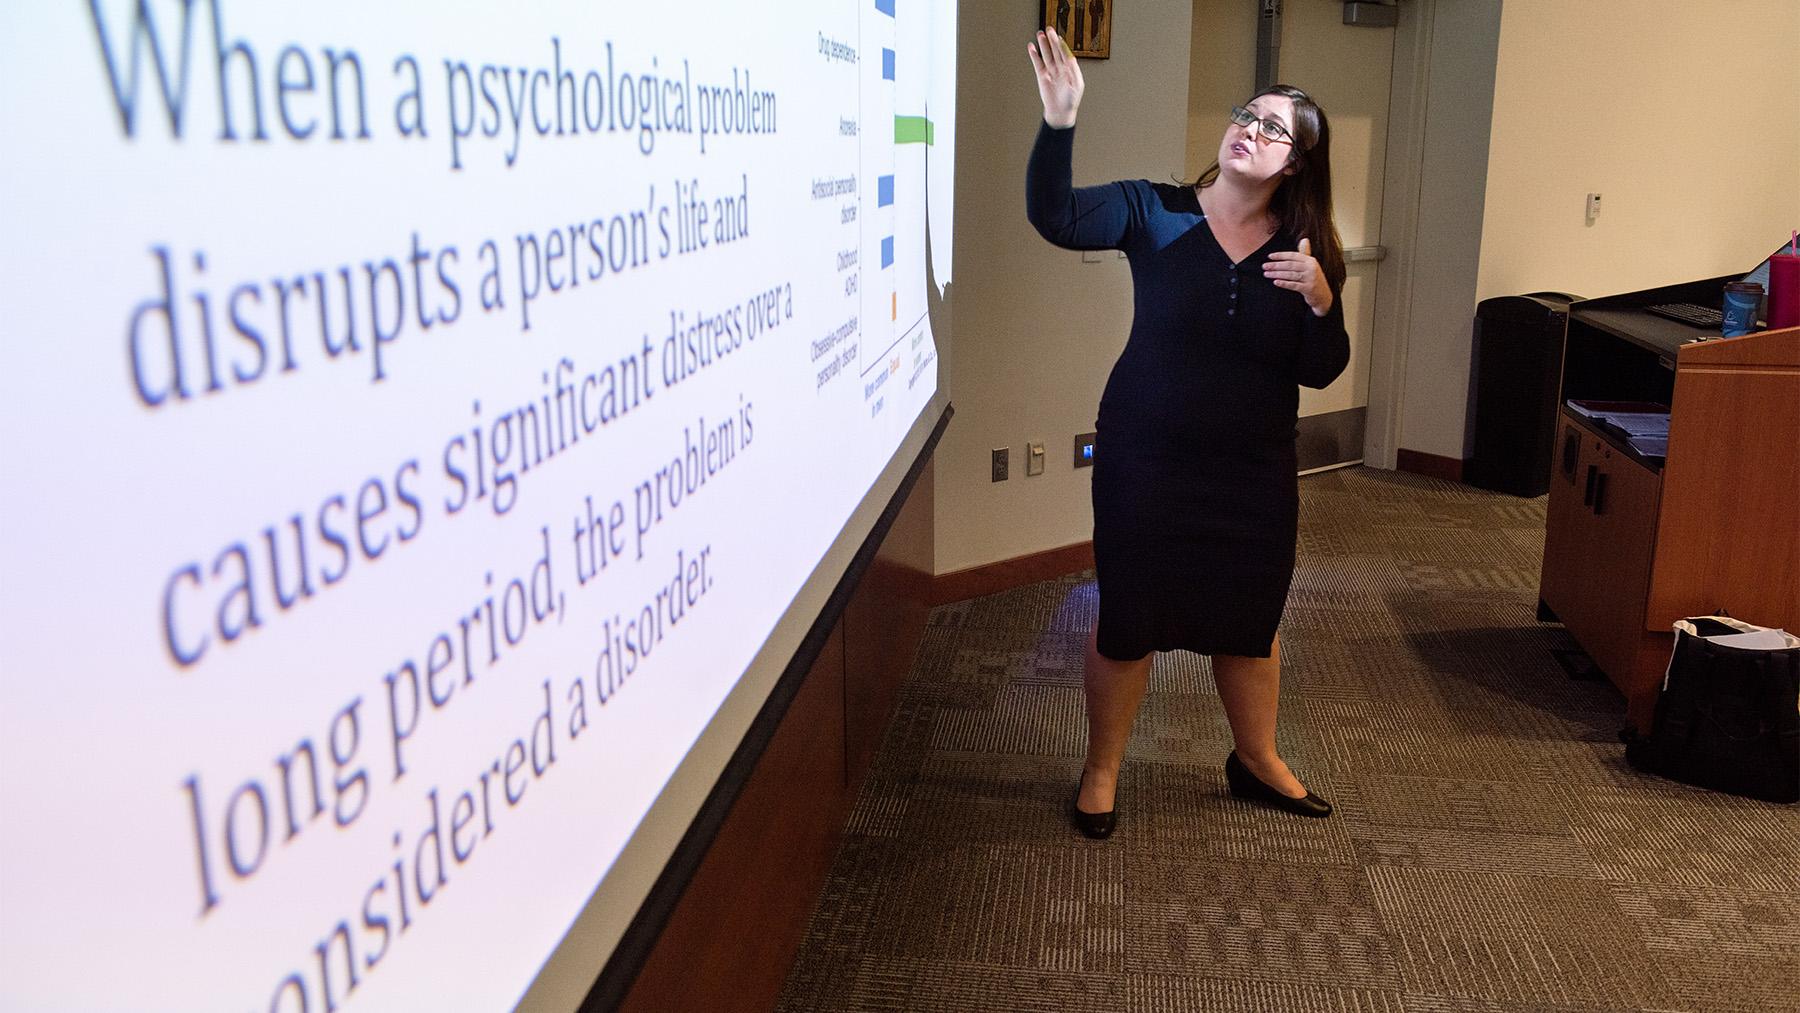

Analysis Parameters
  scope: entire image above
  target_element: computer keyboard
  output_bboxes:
[1644,302,1723,328]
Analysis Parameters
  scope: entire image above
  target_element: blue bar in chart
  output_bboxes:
[878,175,895,207]
[882,48,895,80]
[881,236,895,269]
[875,0,895,15]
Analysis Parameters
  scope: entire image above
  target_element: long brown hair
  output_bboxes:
[1190,84,1345,294]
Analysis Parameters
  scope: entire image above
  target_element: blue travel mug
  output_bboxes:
[1721,282,1762,337]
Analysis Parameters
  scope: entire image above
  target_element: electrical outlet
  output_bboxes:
[991,447,1009,482]
[1073,432,1096,468]
[1585,192,1602,224]
[1026,442,1045,476]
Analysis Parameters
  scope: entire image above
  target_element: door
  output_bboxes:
[1185,1,1397,472]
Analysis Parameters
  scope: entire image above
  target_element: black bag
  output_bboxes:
[1625,615,1800,804]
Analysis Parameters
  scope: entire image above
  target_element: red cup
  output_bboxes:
[1769,252,1799,330]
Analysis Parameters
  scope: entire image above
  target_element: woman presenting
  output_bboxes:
[1025,27,1350,838]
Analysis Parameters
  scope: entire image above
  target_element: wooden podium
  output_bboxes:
[1538,279,1799,733]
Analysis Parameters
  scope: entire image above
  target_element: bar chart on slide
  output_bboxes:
[854,0,953,427]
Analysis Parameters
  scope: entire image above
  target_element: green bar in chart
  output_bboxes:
[894,115,934,145]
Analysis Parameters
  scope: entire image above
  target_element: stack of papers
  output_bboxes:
[1567,400,1671,460]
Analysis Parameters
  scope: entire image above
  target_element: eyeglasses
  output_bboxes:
[1229,105,1294,146]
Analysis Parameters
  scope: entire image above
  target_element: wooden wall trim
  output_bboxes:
[931,541,1095,605]
[595,406,949,1012]
[1396,448,1465,483]
[618,627,848,1013]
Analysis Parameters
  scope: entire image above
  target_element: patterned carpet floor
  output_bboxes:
[776,467,1800,1012]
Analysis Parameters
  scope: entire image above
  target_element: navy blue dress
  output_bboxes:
[1025,123,1350,660]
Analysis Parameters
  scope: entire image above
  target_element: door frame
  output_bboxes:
[1363,0,1436,470]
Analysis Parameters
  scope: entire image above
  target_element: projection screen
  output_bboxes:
[0,2,955,1009]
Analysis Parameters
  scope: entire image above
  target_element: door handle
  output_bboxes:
[1583,465,1598,507]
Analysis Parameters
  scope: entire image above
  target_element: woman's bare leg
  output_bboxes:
[1077,626,1153,813]
[1211,634,1308,797]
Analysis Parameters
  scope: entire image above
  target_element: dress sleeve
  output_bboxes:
[1296,295,1350,389]
[1025,121,1142,252]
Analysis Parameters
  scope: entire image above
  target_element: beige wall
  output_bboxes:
[1476,0,1800,303]
[1398,0,1800,461]
[935,0,1193,575]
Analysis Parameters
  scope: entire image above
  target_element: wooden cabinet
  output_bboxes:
[1541,413,1664,725]
[1538,288,1799,733]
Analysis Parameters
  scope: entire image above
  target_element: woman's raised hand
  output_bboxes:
[1027,27,1083,128]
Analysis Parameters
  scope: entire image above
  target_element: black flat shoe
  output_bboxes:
[1069,771,1117,840]
[1224,751,1332,818]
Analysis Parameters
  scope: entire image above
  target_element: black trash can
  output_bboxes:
[1466,292,1581,497]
